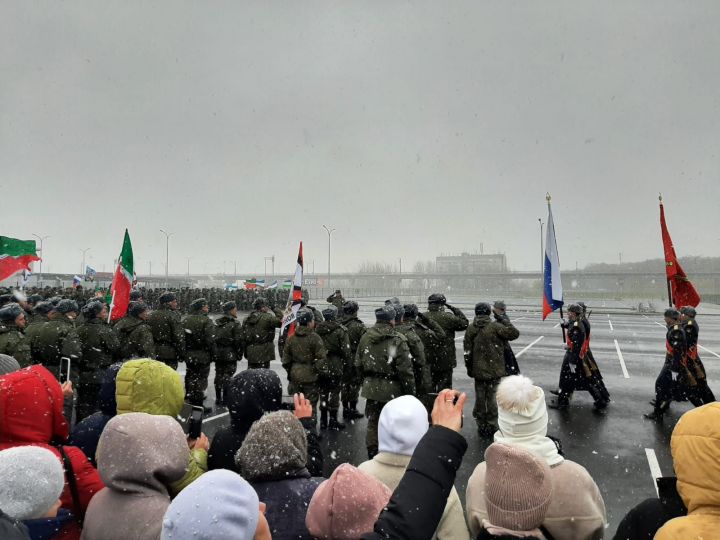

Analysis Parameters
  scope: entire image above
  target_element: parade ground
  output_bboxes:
[187,299,720,537]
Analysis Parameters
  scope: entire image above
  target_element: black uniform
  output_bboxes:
[649,324,694,417]
[580,316,611,403]
[683,318,715,405]
[553,318,608,410]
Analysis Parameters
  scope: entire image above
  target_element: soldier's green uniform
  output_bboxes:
[355,308,415,458]
[463,305,519,434]
[282,318,327,424]
[396,321,433,401]
[242,303,282,369]
[182,301,216,407]
[340,304,367,418]
[115,315,156,360]
[147,304,186,370]
[214,310,243,404]
[403,309,444,411]
[278,303,324,358]
[0,323,31,367]
[326,291,345,310]
[76,316,121,421]
[33,312,83,382]
[423,296,468,392]
[316,312,351,429]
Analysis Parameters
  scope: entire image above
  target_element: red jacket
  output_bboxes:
[0,366,105,513]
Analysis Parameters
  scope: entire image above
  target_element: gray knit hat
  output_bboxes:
[375,304,396,322]
[55,299,79,314]
[0,446,65,520]
[484,442,553,531]
[0,354,20,376]
[321,305,338,321]
[0,303,23,321]
[236,410,307,482]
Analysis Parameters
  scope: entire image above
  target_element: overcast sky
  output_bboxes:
[2,1,718,276]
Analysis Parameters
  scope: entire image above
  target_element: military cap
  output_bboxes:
[32,302,53,316]
[342,300,359,315]
[0,303,23,321]
[335,289,342,294]
[664,308,681,320]
[56,299,79,314]
[428,293,446,305]
[680,306,697,318]
[253,298,267,310]
[375,304,396,322]
[493,300,506,310]
[567,304,583,315]
[0,295,13,308]
[577,301,588,313]
[322,305,338,321]
[222,301,237,313]
[159,292,177,304]
[48,297,62,307]
[403,304,419,318]
[81,300,104,320]
[127,301,149,317]
[189,298,208,311]
[129,290,143,301]
[475,302,492,316]
[28,294,44,306]
[296,308,313,325]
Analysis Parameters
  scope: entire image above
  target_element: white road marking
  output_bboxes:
[553,322,561,329]
[699,344,720,359]
[614,339,630,378]
[205,411,230,422]
[608,319,614,332]
[645,448,662,496]
[516,336,545,357]
[512,317,526,322]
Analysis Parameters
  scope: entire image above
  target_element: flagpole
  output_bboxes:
[107,291,116,323]
[545,193,567,343]
[659,193,674,308]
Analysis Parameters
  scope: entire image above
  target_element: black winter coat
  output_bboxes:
[252,474,321,540]
[363,426,468,540]
[613,477,686,540]
[0,510,30,540]
[208,369,324,476]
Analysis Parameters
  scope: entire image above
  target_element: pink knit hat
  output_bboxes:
[306,463,392,540]
[484,442,553,531]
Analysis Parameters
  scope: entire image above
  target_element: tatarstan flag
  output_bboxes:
[108,229,134,321]
[0,237,41,282]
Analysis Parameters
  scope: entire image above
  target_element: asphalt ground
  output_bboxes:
[185,300,720,538]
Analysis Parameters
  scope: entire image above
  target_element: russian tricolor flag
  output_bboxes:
[542,198,564,320]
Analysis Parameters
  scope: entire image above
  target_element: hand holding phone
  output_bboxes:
[188,406,204,440]
[59,358,71,385]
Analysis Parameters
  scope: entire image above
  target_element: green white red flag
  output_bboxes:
[0,237,41,282]
[108,229,134,321]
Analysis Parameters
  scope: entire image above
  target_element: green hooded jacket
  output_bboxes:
[316,320,351,379]
[355,323,415,403]
[114,316,156,360]
[281,325,327,384]
[0,324,31,367]
[463,314,520,381]
[115,358,206,495]
[423,305,469,372]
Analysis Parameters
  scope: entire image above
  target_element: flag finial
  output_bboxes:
[546,192,551,203]
[659,192,663,203]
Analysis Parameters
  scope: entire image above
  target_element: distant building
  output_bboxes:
[435,252,507,273]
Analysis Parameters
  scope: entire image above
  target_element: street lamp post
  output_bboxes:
[160,230,173,288]
[80,248,91,276]
[322,225,335,289]
[32,234,50,286]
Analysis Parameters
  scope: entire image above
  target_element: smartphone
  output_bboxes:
[59,357,71,384]
[188,405,204,439]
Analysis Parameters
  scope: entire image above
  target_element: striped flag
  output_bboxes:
[108,229,134,321]
[542,197,564,320]
[281,242,304,337]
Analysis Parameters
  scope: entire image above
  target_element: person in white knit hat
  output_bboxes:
[466,375,607,540]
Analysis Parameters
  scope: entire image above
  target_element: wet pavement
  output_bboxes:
[191,302,720,537]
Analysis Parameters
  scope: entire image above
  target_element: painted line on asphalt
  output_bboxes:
[205,411,230,423]
[608,319,614,332]
[653,321,665,328]
[699,344,720,359]
[512,317,526,322]
[614,339,630,378]
[645,448,662,497]
[553,322,561,329]
[516,336,545,358]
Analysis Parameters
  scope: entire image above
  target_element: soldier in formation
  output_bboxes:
[147,292,185,370]
[242,298,282,369]
[340,300,366,419]
[316,305,351,430]
[282,308,327,424]
[183,298,216,411]
[423,293,468,391]
[214,301,243,406]
[0,303,31,367]
[355,304,415,459]
[326,289,345,309]
[115,301,155,360]
[463,302,520,437]
[549,304,609,412]
[681,306,715,405]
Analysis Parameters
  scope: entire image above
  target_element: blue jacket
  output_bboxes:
[251,474,321,540]
[23,509,77,540]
